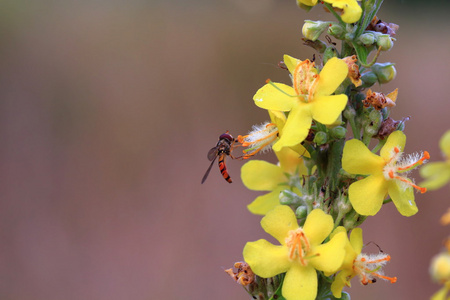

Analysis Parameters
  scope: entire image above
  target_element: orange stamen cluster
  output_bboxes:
[293,60,319,102]
[353,254,397,285]
[285,228,311,266]
[236,123,278,159]
[383,147,429,194]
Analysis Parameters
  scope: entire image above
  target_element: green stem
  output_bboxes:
[340,41,354,59]
[348,117,360,139]
[334,209,345,229]
[362,131,372,146]
[371,139,386,153]
[322,2,345,27]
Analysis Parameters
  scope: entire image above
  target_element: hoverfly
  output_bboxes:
[201,131,236,184]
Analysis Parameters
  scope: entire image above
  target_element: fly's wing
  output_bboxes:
[207,147,218,161]
[201,154,218,184]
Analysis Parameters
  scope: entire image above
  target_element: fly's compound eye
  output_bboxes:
[219,133,234,142]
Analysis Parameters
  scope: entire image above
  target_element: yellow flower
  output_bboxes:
[241,146,307,215]
[430,251,450,300]
[420,130,450,190]
[325,0,362,23]
[330,228,396,298]
[342,131,429,216]
[243,206,347,300]
[297,0,362,24]
[253,55,348,151]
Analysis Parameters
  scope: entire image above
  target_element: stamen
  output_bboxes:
[236,123,279,159]
[292,59,318,102]
[241,137,275,158]
[383,148,429,193]
[389,172,427,193]
[354,253,397,285]
[397,151,430,171]
[285,229,310,266]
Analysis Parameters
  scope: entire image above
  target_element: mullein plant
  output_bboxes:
[422,130,450,300]
[220,1,431,299]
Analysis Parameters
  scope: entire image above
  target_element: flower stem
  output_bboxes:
[321,2,345,27]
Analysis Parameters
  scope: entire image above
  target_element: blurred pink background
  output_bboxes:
[0,1,449,299]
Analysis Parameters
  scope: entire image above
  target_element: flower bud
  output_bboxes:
[340,292,351,300]
[343,105,356,120]
[430,252,450,283]
[369,109,382,123]
[375,33,395,51]
[302,20,330,41]
[330,126,347,139]
[314,131,328,145]
[295,206,308,219]
[361,71,378,87]
[327,23,345,39]
[279,190,304,205]
[296,1,314,11]
[364,114,382,137]
[358,32,376,46]
[323,46,338,64]
[372,62,396,84]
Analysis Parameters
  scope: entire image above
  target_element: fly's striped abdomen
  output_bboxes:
[218,154,232,183]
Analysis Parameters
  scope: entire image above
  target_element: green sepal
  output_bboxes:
[352,42,369,65]
[268,275,285,300]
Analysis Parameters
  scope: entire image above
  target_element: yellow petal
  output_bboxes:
[325,227,354,276]
[386,88,398,103]
[387,180,418,216]
[309,231,347,273]
[420,162,450,190]
[261,205,298,245]
[349,228,363,255]
[303,209,334,246]
[380,131,406,161]
[241,160,285,191]
[268,110,286,133]
[243,239,291,278]
[247,187,284,216]
[348,174,388,216]
[315,57,348,96]
[324,0,362,23]
[297,0,319,7]
[273,104,312,151]
[276,147,307,175]
[440,130,450,158]
[289,143,311,158]
[331,270,354,298]
[311,94,348,125]
[253,83,296,111]
[342,139,384,175]
[282,264,317,300]
[283,54,301,75]
[329,226,346,239]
